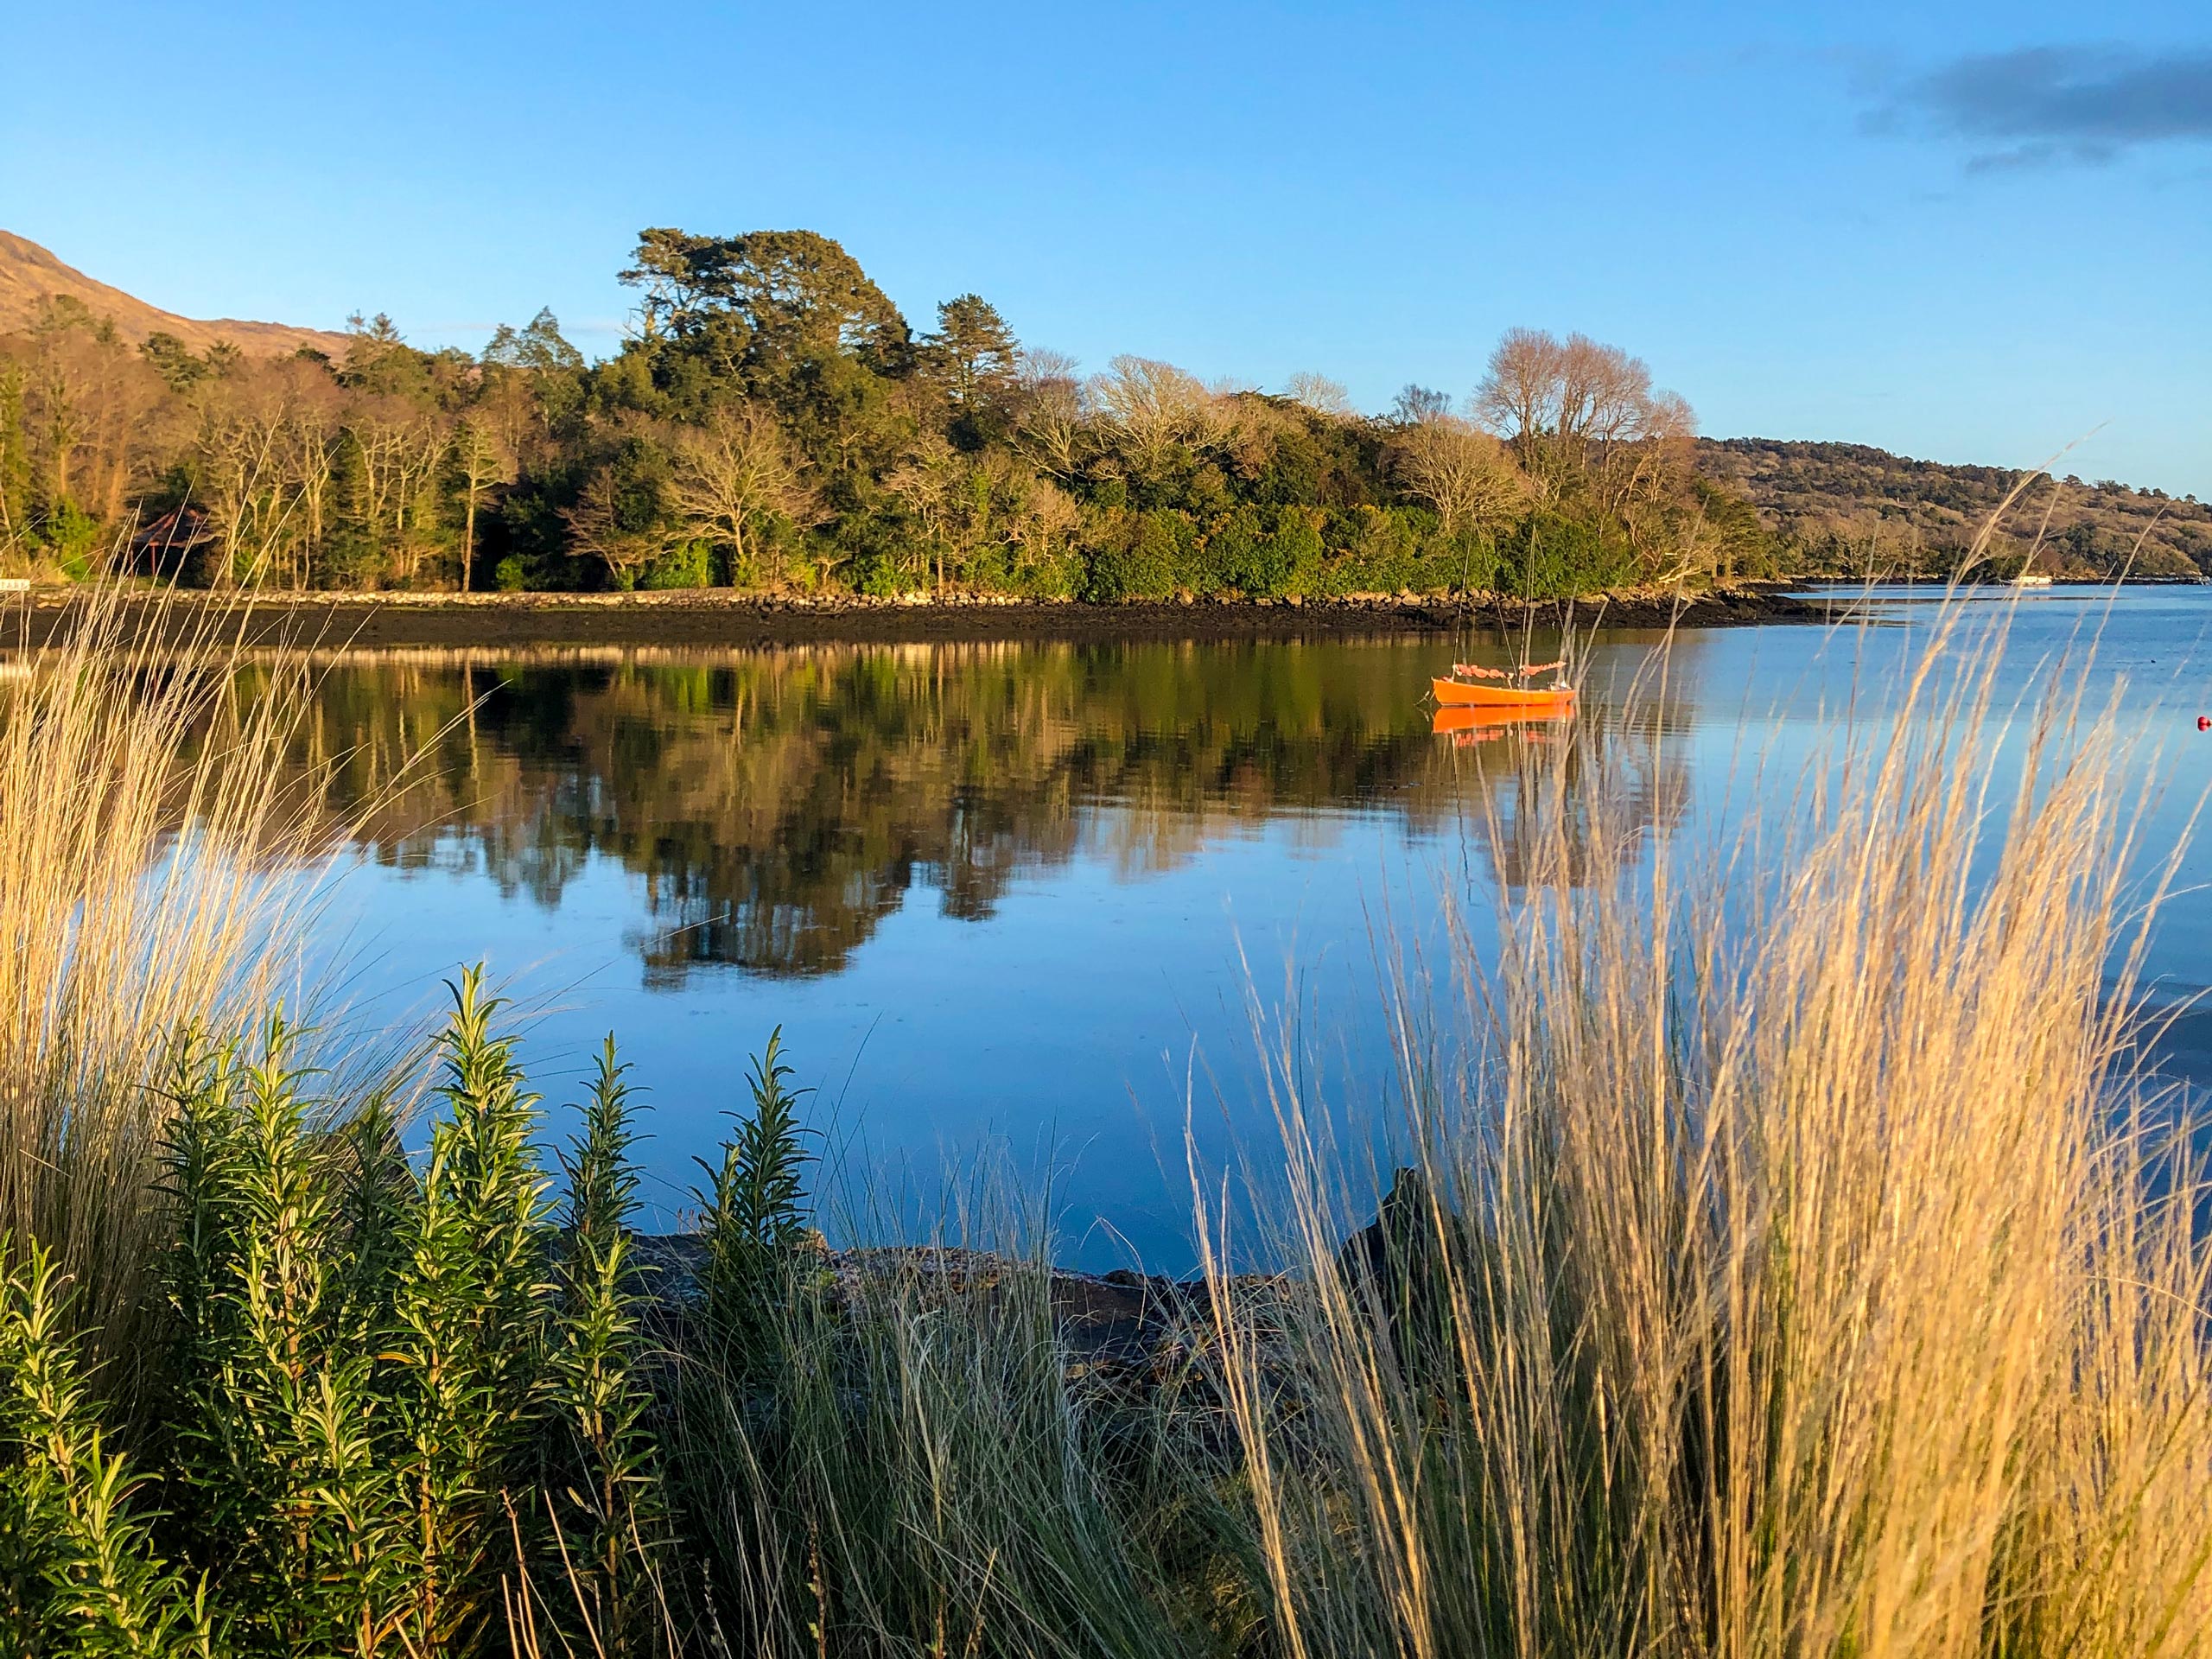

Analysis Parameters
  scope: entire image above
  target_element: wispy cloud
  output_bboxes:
[1872,43,2212,170]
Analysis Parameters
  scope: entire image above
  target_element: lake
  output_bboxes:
[296,586,2212,1266]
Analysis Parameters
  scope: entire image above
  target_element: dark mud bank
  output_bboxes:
[11,586,1826,652]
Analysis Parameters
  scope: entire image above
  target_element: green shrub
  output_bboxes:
[1244,507,1322,597]
[693,1028,814,1367]
[1185,506,1256,596]
[841,515,927,597]
[546,1038,663,1646]
[642,538,712,589]
[160,1025,406,1651]
[142,978,709,1655]
[1084,512,1179,601]
[40,501,104,579]
[1497,510,1641,597]
[0,1236,211,1656]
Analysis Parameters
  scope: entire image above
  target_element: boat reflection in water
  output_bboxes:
[1430,702,1574,747]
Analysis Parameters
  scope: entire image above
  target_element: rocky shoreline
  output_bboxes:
[631,1173,1428,1386]
[9,583,1829,652]
[632,1236,1240,1383]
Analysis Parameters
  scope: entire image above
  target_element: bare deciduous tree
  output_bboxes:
[1091,355,1215,470]
[194,380,287,588]
[1473,328,1694,512]
[191,359,344,588]
[882,432,958,590]
[1011,349,1088,480]
[1281,372,1354,418]
[562,466,664,588]
[6,299,171,542]
[1472,327,1566,472]
[1009,474,1080,563]
[448,415,514,593]
[667,403,822,586]
[1392,416,1526,536]
[1390,384,1454,425]
[345,399,448,586]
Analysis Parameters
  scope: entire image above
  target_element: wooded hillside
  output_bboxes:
[1698,437,2212,580]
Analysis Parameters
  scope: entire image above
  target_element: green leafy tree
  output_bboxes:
[621,228,909,371]
[139,333,208,393]
[925,293,1020,414]
[482,308,585,377]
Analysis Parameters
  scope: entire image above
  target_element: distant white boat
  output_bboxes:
[2013,572,2053,588]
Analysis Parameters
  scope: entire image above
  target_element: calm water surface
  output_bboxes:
[297,586,2212,1265]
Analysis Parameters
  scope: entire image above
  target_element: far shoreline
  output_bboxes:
[10,583,1836,652]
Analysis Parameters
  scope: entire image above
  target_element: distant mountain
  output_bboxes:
[0,229,351,359]
[1699,437,2212,581]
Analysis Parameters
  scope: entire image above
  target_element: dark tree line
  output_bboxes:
[0,230,1779,597]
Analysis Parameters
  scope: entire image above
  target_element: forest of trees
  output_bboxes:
[0,228,1779,599]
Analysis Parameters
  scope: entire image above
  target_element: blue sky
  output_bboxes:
[4,1,2206,493]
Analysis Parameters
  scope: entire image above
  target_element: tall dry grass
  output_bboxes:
[0,583,341,1384]
[1196,594,2212,1658]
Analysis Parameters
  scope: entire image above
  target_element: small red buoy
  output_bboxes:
[2198,716,2209,731]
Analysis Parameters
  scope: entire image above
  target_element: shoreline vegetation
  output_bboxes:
[10,225,2196,620]
[2,582,2209,1655]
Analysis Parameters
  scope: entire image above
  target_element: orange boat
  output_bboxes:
[1432,658,1576,711]
[1431,678,1576,710]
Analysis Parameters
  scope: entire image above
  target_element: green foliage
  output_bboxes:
[0,367,29,550]
[383,970,554,1649]
[642,537,712,589]
[159,1026,404,1651]
[1230,506,1321,598]
[142,982,675,1656]
[1496,510,1642,597]
[1084,512,1179,601]
[139,333,211,394]
[839,511,927,597]
[40,499,103,575]
[559,1037,641,1260]
[695,1029,815,1361]
[483,308,585,377]
[0,1236,211,1657]
[544,1039,664,1652]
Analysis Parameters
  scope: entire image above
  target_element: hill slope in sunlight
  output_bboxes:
[0,229,350,358]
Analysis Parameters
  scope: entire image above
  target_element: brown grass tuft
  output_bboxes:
[0,582,344,1384]
[1198,593,2212,1656]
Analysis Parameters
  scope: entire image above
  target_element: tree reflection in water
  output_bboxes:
[255,636,1701,983]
